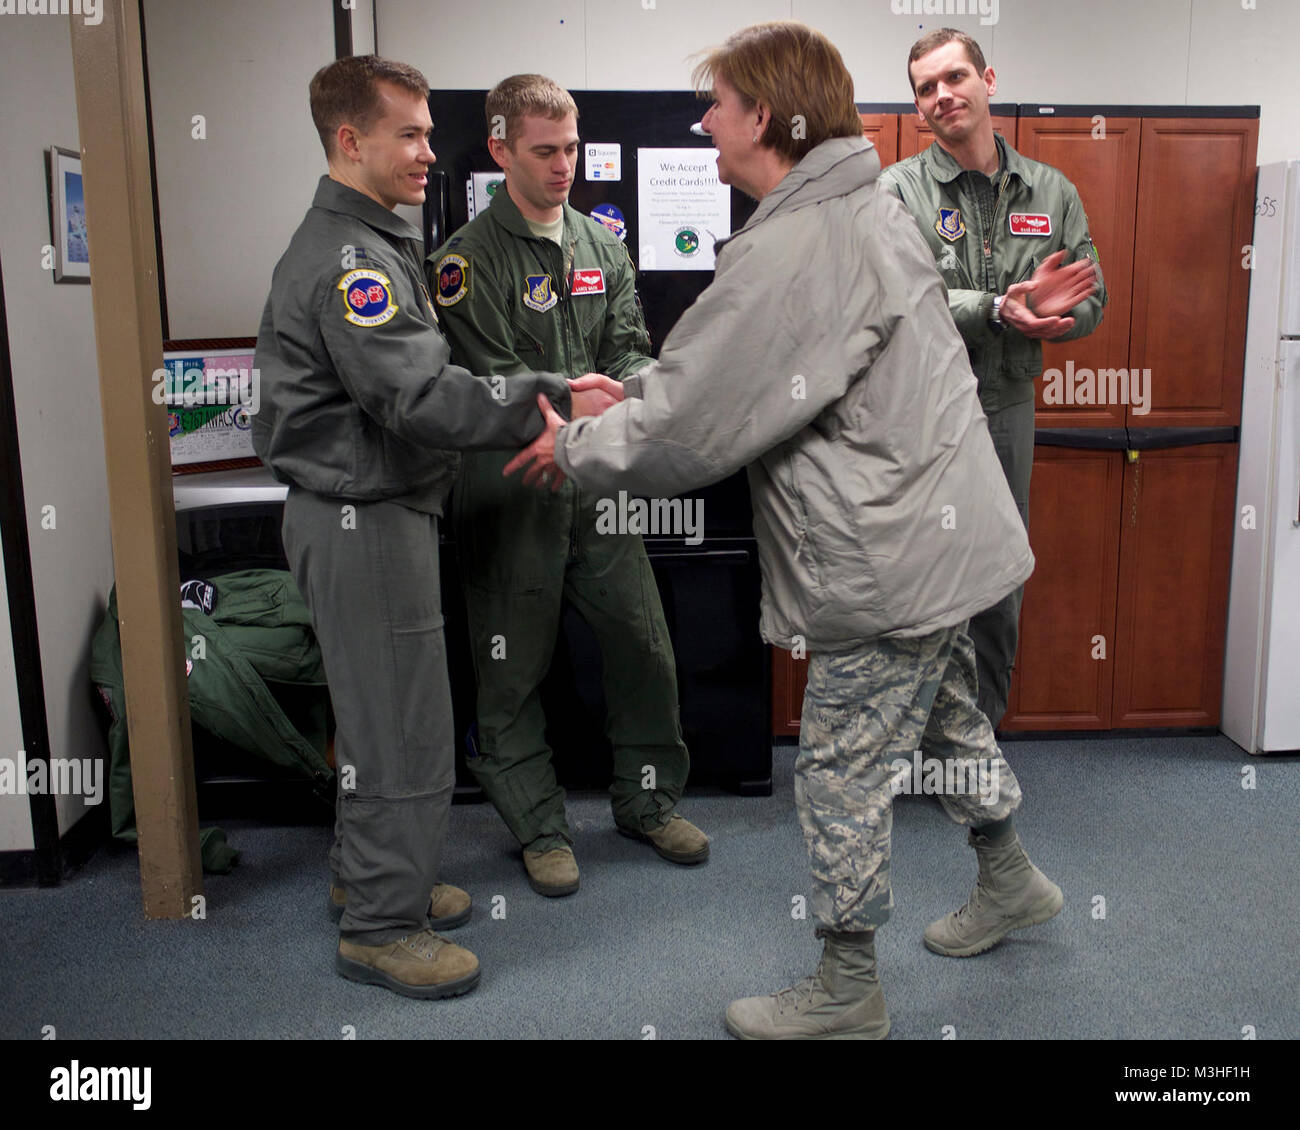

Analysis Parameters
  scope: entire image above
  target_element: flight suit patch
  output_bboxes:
[571,268,605,295]
[338,270,397,327]
[523,274,557,312]
[1009,213,1052,236]
[436,253,469,306]
[936,207,965,241]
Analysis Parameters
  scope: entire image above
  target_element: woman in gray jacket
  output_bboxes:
[506,20,1063,1040]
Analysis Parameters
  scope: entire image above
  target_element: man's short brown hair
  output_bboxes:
[309,55,429,159]
[691,21,863,165]
[485,74,579,148]
[906,29,989,93]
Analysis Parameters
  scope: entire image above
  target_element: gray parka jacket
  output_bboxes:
[555,136,1034,652]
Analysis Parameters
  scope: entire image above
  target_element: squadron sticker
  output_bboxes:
[339,270,397,327]
[523,274,558,312]
[936,208,965,242]
[436,253,469,307]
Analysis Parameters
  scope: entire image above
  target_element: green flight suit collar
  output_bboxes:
[922,132,1034,188]
[312,175,422,241]
[485,181,582,243]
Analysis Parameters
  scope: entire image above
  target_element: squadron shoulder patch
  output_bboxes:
[436,253,469,307]
[523,274,557,313]
[936,208,965,242]
[338,270,397,327]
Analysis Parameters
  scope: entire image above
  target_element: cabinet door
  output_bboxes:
[1016,117,1141,429]
[771,647,808,736]
[1112,444,1239,727]
[860,113,898,168]
[1129,119,1258,428]
[899,113,1017,160]
[1002,447,1123,731]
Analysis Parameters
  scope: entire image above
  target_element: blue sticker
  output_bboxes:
[338,269,397,327]
[935,207,965,242]
[590,203,627,241]
[523,274,557,313]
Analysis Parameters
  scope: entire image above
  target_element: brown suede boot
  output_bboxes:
[523,846,580,897]
[618,813,710,864]
[336,928,479,999]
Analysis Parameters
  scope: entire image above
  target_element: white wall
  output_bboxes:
[144,0,336,339]
[0,13,114,837]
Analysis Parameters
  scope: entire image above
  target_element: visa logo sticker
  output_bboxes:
[1009,213,1052,236]
[571,268,605,295]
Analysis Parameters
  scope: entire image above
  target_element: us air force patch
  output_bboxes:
[523,274,557,313]
[339,270,397,327]
[936,208,965,242]
[436,253,469,306]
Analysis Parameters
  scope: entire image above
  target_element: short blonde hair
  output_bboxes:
[691,22,862,163]
[485,74,579,147]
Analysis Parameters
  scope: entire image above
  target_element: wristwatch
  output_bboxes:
[990,294,1006,332]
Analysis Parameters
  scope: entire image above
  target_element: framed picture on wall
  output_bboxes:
[47,146,90,283]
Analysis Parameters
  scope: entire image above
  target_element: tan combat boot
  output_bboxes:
[725,931,890,1040]
[618,813,710,863]
[336,927,480,999]
[523,846,580,897]
[924,827,1063,957]
[329,881,472,930]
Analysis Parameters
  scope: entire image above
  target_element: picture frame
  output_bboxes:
[47,146,90,283]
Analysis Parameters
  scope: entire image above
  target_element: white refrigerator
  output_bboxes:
[1223,160,1300,754]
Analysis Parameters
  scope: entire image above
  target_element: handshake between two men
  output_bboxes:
[505,372,625,493]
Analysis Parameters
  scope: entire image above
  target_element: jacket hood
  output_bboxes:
[744,136,883,231]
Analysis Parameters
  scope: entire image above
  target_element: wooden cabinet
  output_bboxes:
[1003,447,1122,729]
[1003,442,1238,731]
[1016,117,1141,428]
[1128,119,1257,428]
[860,113,899,168]
[1111,444,1239,727]
[772,648,808,737]
[899,112,1017,160]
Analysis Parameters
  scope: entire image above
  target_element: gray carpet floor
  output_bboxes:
[1,735,1296,1040]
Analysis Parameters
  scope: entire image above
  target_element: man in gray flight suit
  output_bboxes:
[428,75,708,897]
[877,29,1102,956]
[253,56,611,998]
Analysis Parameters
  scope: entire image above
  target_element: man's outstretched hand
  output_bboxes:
[504,394,567,492]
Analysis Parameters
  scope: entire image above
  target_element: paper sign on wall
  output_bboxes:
[636,148,730,272]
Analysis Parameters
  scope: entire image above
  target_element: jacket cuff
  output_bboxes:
[540,372,571,416]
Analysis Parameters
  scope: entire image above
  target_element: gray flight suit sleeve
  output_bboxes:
[317,269,571,451]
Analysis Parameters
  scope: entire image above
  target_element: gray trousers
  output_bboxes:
[282,489,454,944]
[965,397,1035,728]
